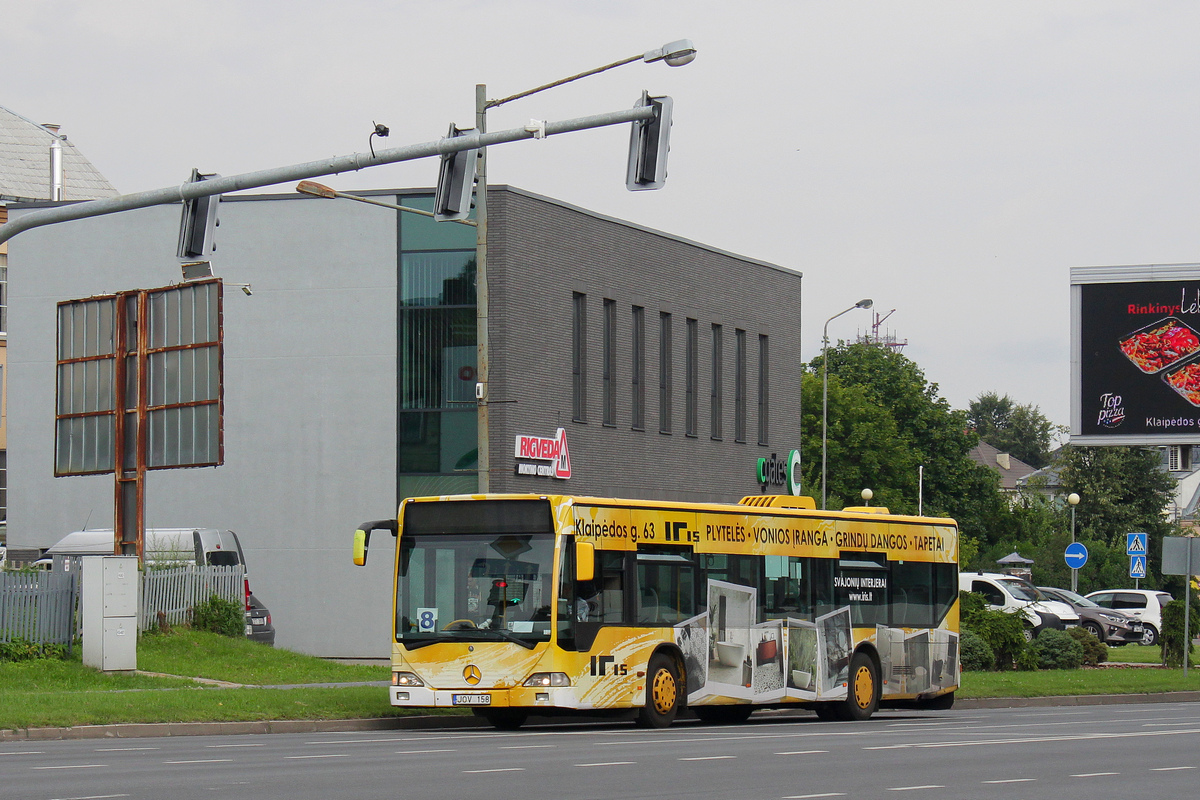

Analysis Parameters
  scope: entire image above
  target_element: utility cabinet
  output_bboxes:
[82,556,138,671]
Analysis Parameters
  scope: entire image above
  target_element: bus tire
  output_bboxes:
[478,709,528,730]
[637,652,681,728]
[841,651,880,721]
[693,705,754,724]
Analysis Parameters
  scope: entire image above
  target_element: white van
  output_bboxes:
[43,528,275,645]
[959,572,1080,640]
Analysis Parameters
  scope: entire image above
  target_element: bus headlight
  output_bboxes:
[392,671,425,687]
[523,672,571,687]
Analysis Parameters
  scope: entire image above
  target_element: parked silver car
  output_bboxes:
[1037,586,1143,645]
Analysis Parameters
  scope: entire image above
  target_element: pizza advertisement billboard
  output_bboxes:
[1072,265,1200,444]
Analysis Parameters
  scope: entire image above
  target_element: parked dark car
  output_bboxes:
[245,590,276,646]
[1037,586,1143,645]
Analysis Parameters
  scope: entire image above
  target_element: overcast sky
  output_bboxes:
[6,1,1199,433]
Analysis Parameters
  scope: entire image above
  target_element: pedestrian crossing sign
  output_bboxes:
[1130,555,1147,579]
[1127,532,1148,556]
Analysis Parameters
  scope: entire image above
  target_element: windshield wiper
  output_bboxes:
[401,627,538,650]
[469,627,537,649]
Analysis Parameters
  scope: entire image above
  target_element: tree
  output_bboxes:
[810,343,1001,539]
[967,392,1061,469]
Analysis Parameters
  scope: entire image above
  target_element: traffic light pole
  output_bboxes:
[0,104,656,247]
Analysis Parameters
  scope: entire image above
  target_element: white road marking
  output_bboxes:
[776,750,829,755]
[162,759,234,765]
[867,727,1200,750]
[94,747,158,752]
[395,749,457,754]
[205,743,264,748]
[888,785,944,792]
[463,767,525,773]
[1151,766,1197,771]
[284,754,351,760]
[679,755,737,761]
[48,795,130,800]
[1072,772,1119,778]
[0,751,44,756]
[575,761,636,767]
[499,744,557,749]
[32,764,108,770]
[983,778,1036,784]
[783,794,847,799]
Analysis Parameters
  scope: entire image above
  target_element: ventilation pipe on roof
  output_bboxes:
[44,124,65,201]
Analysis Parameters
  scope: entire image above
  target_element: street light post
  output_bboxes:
[471,40,696,493]
[821,298,872,509]
[1068,491,1081,592]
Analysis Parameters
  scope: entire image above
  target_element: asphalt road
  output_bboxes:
[3,703,1199,800]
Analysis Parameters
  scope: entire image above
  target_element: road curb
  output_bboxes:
[4,692,1200,741]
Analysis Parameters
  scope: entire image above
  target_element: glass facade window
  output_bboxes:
[573,293,587,422]
[659,312,672,434]
[603,299,616,426]
[631,306,645,431]
[397,194,479,494]
[711,324,723,440]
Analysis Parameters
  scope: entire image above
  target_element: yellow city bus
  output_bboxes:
[353,493,959,729]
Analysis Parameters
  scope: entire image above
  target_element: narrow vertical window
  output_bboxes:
[632,306,645,431]
[735,329,747,443]
[659,312,672,434]
[572,292,587,422]
[758,334,769,445]
[685,318,698,437]
[711,324,723,440]
[603,298,616,426]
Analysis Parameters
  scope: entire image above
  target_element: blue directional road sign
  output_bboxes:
[1064,542,1089,570]
[1130,555,1147,579]
[1127,532,1148,556]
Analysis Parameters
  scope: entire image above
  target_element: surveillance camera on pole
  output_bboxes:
[433,124,479,222]
[626,91,673,191]
[176,169,221,259]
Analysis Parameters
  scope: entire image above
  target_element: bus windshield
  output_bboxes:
[395,500,556,648]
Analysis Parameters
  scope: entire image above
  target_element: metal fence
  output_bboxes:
[141,564,245,630]
[0,569,80,646]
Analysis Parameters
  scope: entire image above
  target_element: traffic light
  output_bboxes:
[433,124,478,222]
[626,91,674,191]
[176,169,221,259]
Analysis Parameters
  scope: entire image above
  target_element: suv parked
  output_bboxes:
[1037,586,1143,645]
[1085,589,1173,646]
[959,572,1080,640]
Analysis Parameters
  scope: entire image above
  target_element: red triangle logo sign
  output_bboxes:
[554,427,571,479]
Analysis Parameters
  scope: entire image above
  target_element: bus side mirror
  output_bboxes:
[353,519,398,566]
[575,541,595,582]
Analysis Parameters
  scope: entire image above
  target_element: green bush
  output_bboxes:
[960,631,994,671]
[960,591,1029,670]
[191,595,244,638]
[0,638,68,662]
[1068,625,1108,666]
[1030,628,1084,669]
[1160,597,1200,668]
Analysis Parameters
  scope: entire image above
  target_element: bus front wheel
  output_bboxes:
[637,652,681,728]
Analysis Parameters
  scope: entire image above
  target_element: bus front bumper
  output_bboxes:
[390,686,575,709]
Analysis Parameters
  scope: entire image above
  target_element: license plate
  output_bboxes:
[1131,624,1143,631]
[452,693,491,706]
[251,617,267,626]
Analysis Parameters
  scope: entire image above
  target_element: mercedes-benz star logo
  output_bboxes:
[463,664,482,685]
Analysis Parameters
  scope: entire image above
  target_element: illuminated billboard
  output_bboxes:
[1072,264,1200,445]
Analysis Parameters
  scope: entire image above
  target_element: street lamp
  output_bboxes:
[861,488,873,506]
[472,40,696,493]
[821,298,872,509]
[1068,492,1081,592]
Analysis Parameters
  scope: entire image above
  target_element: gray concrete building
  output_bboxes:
[7,186,803,657]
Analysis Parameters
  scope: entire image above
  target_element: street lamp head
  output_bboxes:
[1068,492,1080,506]
[296,180,338,199]
[861,488,873,502]
[645,39,697,67]
[856,298,873,309]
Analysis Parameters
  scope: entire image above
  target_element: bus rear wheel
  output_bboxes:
[637,652,681,728]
